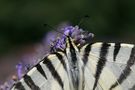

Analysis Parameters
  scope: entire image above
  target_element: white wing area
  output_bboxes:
[11,42,135,90]
[11,52,71,90]
[80,42,135,90]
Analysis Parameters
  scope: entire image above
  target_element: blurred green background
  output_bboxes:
[0,0,135,55]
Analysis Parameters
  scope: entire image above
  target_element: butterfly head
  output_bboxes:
[50,25,94,52]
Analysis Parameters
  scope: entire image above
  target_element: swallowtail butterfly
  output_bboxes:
[11,25,135,90]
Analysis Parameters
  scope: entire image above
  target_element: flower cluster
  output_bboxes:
[50,25,94,52]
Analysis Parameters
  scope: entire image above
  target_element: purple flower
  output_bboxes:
[49,25,94,52]
[16,63,23,79]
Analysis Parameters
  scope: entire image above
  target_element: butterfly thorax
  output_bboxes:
[49,26,94,90]
[66,37,80,90]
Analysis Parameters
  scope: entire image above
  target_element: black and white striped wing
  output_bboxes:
[80,42,135,90]
[11,52,70,90]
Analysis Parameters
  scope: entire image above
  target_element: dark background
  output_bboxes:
[0,0,135,84]
[0,0,135,55]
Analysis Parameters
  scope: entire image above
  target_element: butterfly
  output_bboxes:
[11,25,135,90]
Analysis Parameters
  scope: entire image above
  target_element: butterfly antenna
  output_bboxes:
[43,24,67,37]
[78,15,90,26]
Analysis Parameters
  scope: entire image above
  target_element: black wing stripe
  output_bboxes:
[54,52,67,71]
[113,43,121,61]
[23,74,40,90]
[35,63,47,79]
[110,46,135,90]
[14,82,25,90]
[43,57,63,89]
[82,43,92,65]
[93,43,110,90]
[68,37,77,65]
